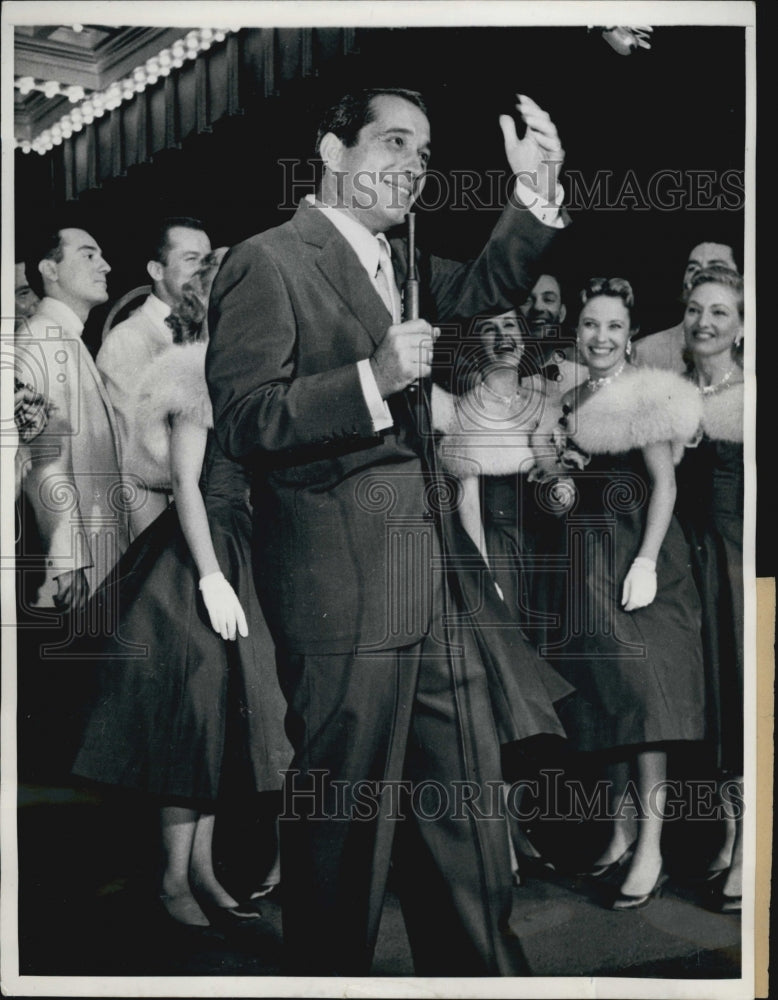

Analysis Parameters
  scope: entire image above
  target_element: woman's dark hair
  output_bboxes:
[683,264,744,368]
[578,277,639,334]
[315,88,428,154]
[165,248,228,344]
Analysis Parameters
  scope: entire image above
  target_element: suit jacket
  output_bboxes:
[16,297,130,606]
[97,294,175,535]
[633,321,686,373]
[207,199,559,654]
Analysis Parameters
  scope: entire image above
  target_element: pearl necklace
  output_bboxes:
[696,366,736,396]
[480,379,522,407]
[586,359,626,392]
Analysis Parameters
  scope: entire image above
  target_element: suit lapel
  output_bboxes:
[292,202,392,348]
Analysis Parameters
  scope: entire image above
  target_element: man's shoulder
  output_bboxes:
[99,298,168,360]
[103,299,156,340]
[639,322,684,346]
[17,305,74,345]
[633,322,685,372]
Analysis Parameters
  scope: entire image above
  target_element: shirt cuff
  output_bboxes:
[514,177,566,228]
[357,359,394,432]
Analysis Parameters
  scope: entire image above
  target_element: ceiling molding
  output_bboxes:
[15,26,193,90]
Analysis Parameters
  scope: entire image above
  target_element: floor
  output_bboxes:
[13,782,742,983]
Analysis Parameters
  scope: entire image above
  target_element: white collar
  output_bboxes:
[143,292,172,325]
[305,194,388,280]
[37,296,85,336]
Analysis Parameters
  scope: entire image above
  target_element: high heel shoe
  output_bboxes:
[513,829,557,876]
[200,900,263,926]
[610,868,668,911]
[578,844,635,880]
[703,870,742,914]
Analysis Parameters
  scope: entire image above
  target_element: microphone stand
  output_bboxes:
[403,212,420,393]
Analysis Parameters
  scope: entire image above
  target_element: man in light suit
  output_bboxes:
[97,217,211,536]
[207,88,566,976]
[634,241,739,372]
[17,227,130,612]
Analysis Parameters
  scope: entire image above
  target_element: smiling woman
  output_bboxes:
[529,277,706,909]
[675,265,745,912]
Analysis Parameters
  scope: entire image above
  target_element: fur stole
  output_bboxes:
[431,383,540,478]
[700,381,744,443]
[124,342,213,488]
[565,365,702,463]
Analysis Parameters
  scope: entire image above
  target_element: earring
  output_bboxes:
[625,339,633,358]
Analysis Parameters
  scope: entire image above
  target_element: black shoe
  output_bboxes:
[513,829,557,876]
[201,901,264,926]
[578,844,635,880]
[687,864,729,885]
[515,851,556,878]
[704,870,742,914]
[610,868,668,911]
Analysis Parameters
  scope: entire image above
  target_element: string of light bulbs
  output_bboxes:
[14,27,238,155]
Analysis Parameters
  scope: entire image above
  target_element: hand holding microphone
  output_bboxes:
[370,211,439,398]
[370,319,439,398]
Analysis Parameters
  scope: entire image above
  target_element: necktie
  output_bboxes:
[375,237,402,324]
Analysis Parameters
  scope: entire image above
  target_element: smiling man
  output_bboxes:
[16,227,129,611]
[207,87,567,977]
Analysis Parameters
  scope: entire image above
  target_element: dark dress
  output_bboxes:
[534,380,706,754]
[72,378,291,802]
[431,383,574,748]
[675,386,744,774]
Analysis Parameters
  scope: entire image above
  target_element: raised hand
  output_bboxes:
[498,95,565,205]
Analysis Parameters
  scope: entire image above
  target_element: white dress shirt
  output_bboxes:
[307,177,565,431]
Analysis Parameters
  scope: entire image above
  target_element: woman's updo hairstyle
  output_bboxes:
[578,277,639,334]
[683,264,744,320]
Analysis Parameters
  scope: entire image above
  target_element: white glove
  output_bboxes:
[621,557,657,612]
[199,572,249,640]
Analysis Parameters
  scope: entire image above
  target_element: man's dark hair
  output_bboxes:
[315,88,428,154]
[151,216,207,266]
[24,228,66,299]
[685,237,742,276]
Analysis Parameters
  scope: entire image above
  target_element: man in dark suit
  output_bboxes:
[207,88,566,976]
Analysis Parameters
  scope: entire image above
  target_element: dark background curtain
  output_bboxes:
[16,24,761,566]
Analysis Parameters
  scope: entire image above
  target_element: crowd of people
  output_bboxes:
[12,86,745,976]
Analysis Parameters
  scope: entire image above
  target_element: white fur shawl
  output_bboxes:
[700,381,744,443]
[566,366,702,462]
[431,383,541,478]
[123,342,213,488]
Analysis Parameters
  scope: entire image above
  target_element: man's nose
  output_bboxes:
[99,259,111,274]
[402,151,425,177]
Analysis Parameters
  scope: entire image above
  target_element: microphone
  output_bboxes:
[403,212,420,393]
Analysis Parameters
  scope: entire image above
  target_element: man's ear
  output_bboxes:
[559,304,567,324]
[38,258,57,287]
[147,260,163,283]
[319,132,343,173]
